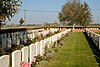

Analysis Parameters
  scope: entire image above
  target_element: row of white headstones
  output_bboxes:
[85,29,100,49]
[0,29,71,67]
[27,28,59,40]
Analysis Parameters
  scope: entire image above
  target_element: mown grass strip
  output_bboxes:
[95,32,100,34]
[46,32,99,67]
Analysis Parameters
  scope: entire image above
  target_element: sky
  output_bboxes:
[8,0,100,25]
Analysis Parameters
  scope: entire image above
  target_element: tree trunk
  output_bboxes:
[73,24,75,30]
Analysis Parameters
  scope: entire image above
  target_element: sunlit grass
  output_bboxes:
[46,32,99,67]
[95,32,100,34]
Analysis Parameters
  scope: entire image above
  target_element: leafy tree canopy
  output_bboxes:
[19,18,24,25]
[0,0,22,21]
[58,1,92,26]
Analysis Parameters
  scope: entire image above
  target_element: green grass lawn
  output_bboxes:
[95,32,100,34]
[45,32,99,67]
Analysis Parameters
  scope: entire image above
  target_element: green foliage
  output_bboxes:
[31,61,36,67]
[0,0,22,21]
[95,32,100,34]
[19,18,24,25]
[59,1,92,26]
[17,44,24,50]
[32,39,37,43]
[11,44,24,51]
[35,54,44,62]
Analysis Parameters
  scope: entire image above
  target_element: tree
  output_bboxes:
[58,1,92,27]
[0,0,22,29]
[19,18,24,25]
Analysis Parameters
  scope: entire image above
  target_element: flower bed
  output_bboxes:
[20,61,31,67]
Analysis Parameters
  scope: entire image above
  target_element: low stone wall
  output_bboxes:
[72,29,85,32]
[73,28,100,32]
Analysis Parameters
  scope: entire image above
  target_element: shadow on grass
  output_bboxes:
[83,32,100,67]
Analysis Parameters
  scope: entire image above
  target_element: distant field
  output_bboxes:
[1,25,100,30]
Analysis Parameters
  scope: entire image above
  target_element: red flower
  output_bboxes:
[21,61,31,67]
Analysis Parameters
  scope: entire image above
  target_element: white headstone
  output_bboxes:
[35,42,40,55]
[12,50,21,67]
[99,36,100,50]
[30,44,36,63]
[40,40,43,55]
[32,32,35,39]
[21,47,28,62]
[42,40,45,49]
[0,55,9,67]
